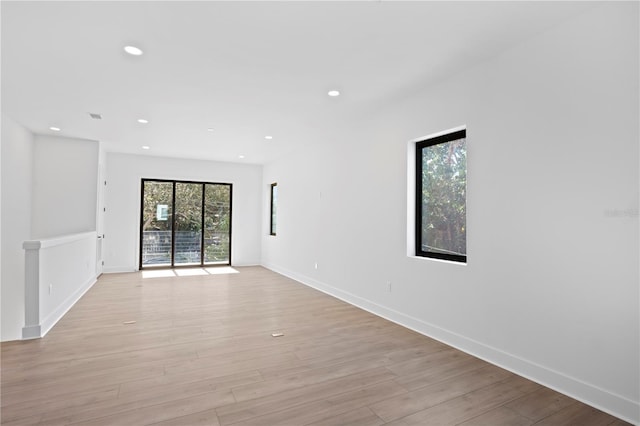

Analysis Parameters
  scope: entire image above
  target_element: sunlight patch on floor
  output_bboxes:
[142,269,176,278]
[175,268,209,277]
[142,267,239,278]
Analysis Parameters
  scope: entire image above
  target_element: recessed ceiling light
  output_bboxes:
[328,90,340,97]
[141,146,150,150]
[265,136,273,140]
[137,118,149,124]
[207,128,214,132]
[49,126,61,131]
[124,45,143,56]
[239,155,245,159]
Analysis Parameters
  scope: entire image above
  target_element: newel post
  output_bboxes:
[22,240,42,339]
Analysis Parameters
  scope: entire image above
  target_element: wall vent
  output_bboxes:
[89,113,102,120]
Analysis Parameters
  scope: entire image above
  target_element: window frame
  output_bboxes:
[270,182,277,236]
[415,129,467,263]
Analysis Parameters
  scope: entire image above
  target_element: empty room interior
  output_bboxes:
[1,1,638,425]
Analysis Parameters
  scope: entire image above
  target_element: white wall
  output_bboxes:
[262,3,639,423]
[1,115,2,342]
[1,114,35,341]
[104,153,262,271]
[31,135,99,239]
[0,125,2,342]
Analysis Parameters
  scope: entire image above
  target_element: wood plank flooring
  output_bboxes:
[0,266,628,425]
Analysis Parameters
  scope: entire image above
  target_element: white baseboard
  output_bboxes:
[261,262,639,425]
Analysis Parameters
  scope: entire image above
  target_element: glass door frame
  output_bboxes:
[139,178,233,269]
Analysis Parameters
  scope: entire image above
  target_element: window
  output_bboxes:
[415,129,467,263]
[270,182,277,236]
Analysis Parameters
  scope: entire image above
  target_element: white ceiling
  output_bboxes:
[2,1,593,164]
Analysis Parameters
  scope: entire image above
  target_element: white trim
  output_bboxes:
[406,138,416,257]
[24,231,96,250]
[21,325,41,340]
[22,240,42,250]
[261,262,639,425]
[408,255,468,266]
[409,124,467,144]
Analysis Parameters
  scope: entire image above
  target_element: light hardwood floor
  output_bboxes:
[0,266,629,425]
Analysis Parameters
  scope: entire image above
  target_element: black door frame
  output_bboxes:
[139,178,233,269]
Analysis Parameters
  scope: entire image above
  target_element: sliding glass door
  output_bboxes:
[140,181,174,267]
[174,182,203,266]
[140,179,232,269]
[204,184,231,264]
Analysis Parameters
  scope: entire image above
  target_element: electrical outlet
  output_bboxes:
[387,281,392,292]
[314,262,318,270]
[49,284,53,295]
